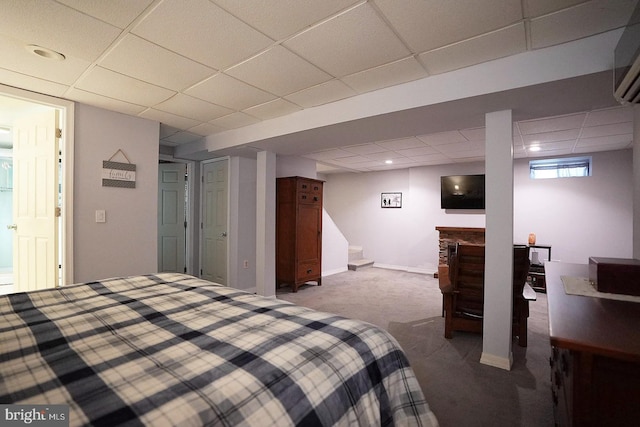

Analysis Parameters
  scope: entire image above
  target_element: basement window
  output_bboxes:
[529,156,592,179]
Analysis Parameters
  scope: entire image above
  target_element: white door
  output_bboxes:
[11,109,59,291]
[201,159,228,284]
[158,163,187,273]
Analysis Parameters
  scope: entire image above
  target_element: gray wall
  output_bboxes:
[324,149,633,273]
[74,103,159,282]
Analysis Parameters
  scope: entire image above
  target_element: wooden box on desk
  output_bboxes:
[588,257,640,296]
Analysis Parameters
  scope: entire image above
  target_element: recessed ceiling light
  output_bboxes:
[25,44,65,61]
[385,160,393,164]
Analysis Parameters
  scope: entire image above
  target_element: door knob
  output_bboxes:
[7,224,17,230]
[221,232,227,237]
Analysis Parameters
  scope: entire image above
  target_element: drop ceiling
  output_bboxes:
[0,0,637,172]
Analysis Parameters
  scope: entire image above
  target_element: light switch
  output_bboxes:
[95,210,106,223]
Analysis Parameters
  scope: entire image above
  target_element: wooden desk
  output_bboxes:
[546,262,640,426]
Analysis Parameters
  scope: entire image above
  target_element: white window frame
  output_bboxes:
[529,156,592,179]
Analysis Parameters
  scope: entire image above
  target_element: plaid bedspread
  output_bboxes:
[0,273,438,427]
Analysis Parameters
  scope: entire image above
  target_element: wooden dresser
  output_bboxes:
[276,177,323,292]
[546,262,640,426]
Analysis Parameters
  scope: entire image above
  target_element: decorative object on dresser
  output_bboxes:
[276,177,323,293]
[546,262,640,427]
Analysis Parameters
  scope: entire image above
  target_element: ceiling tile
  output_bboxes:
[518,112,587,134]
[436,140,485,153]
[363,151,404,161]
[57,0,154,29]
[341,57,428,94]
[132,0,273,70]
[139,108,201,129]
[331,155,372,164]
[243,98,302,121]
[154,94,233,122]
[76,66,175,105]
[226,46,332,96]
[374,0,522,52]
[161,131,202,145]
[0,0,120,61]
[530,0,637,49]
[0,68,69,97]
[576,133,633,148]
[65,88,147,115]
[0,34,90,85]
[283,3,410,77]
[523,0,588,18]
[100,35,215,91]
[417,130,467,145]
[419,23,526,75]
[189,122,226,136]
[397,146,439,156]
[211,112,261,130]
[573,142,632,154]
[535,140,576,151]
[580,122,634,138]
[446,149,486,159]
[212,0,359,40]
[411,153,451,163]
[304,148,354,160]
[186,73,277,111]
[523,129,580,144]
[378,137,426,150]
[583,106,635,126]
[343,144,389,155]
[459,127,485,141]
[284,80,356,108]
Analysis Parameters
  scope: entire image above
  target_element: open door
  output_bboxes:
[201,159,228,285]
[158,162,187,273]
[11,109,59,291]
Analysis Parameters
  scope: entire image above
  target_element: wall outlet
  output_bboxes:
[95,210,106,223]
[243,260,249,269]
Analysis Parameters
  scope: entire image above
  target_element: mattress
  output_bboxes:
[0,273,438,426]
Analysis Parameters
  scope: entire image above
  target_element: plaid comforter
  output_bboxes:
[0,273,438,427]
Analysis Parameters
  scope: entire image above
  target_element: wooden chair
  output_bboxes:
[441,244,535,347]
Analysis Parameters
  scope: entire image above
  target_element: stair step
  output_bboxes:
[348,246,364,262]
[348,259,374,271]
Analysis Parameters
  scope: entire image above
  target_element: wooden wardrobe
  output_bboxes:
[276,177,323,292]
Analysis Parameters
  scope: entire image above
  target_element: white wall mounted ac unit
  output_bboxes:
[614,2,640,104]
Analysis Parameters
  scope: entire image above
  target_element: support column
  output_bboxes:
[256,151,276,297]
[481,110,514,370]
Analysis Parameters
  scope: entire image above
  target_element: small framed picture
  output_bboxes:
[381,192,402,208]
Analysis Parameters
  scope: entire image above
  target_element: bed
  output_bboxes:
[0,273,438,426]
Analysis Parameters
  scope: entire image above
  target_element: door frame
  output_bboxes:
[200,157,230,282]
[158,155,194,274]
[0,84,75,285]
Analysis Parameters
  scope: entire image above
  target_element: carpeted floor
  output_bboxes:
[277,267,554,427]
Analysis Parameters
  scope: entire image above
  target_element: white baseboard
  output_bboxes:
[480,351,513,370]
[322,267,348,277]
[370,264,435,276]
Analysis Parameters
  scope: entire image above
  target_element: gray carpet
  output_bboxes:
[277,267,554,427]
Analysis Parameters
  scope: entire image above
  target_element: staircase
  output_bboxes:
[348,246,374,271]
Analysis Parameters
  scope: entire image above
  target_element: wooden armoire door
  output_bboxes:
[276,177,323,292]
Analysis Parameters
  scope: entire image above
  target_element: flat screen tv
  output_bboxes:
[441,174,485,209]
